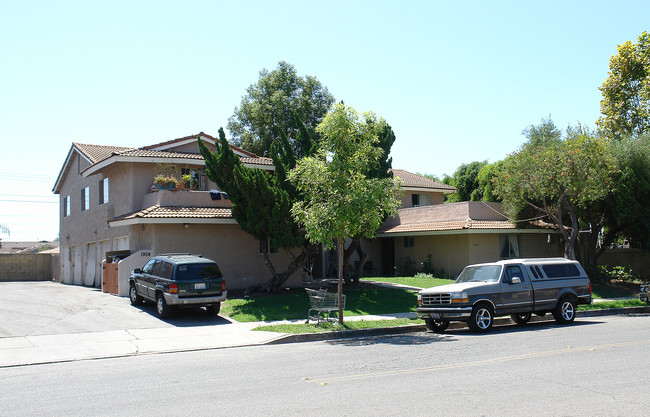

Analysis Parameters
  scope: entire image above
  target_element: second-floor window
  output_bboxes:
[411,194,420,207]
[99,178,109,205]
[81,186,90,211]
[63,196,70,217]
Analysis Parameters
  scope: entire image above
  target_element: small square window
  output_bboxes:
[404,236,414,248]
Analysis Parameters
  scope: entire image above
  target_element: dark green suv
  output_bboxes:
[129,254,227,318]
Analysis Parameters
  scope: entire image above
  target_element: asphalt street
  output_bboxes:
[2,314,649,416]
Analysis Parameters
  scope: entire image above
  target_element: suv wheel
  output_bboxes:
[129,283,143,306]
[553,297,576,324]
[156,293,171,318]
[511,312,531,325]
[468,303,494,332]
[424,318,449,333]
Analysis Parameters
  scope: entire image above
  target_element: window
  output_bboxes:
[499,234,520,258]
[63,196,71,217]
[99,178,109,205]
[504,265,524,283]
[411,194,420,207]
[543,263,580,278]
[80,186,90,211]
[403,236,414,248]
[259,238,278,254]
[142,259,156,274]
[181,168,202,190]
[160,262,173,279]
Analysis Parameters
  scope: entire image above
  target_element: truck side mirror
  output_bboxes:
[134,268,142,274]
[511,277,521,284]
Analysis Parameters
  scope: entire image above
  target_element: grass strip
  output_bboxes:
[253,301,648,334]
[253,317,424,333]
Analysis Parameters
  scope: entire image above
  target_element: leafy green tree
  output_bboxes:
[342,122,396,286]
[475,162,501,202]
[227,61,335,157]
[444,161,489,203]
[289,104,402,323]
[522,116,563,147]
[596,31,650,139]
[198,128,316,291]
[603,134,650,248]
[494,129,617,259]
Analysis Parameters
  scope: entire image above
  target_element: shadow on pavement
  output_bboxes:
[326,332,457,347]
[131,302,232,327]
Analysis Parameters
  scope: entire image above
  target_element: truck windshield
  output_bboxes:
[175,263,223,281]
[455,265,502,283]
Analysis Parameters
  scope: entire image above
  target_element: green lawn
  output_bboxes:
[361,276,454,289]
[221,277,643,325]
[222,286,420,322]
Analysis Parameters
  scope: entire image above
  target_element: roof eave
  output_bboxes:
[53,144,94,194]
[108,217,238,227]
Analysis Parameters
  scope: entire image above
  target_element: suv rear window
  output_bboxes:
[175,263,223,280]
[542,263,580,278]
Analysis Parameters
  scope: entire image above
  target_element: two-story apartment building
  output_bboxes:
[52,133,302,295]
[53,132,561,295]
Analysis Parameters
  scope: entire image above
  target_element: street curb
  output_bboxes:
[263,306,650,345]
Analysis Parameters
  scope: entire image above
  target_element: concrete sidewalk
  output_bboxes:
[0,320,290,368]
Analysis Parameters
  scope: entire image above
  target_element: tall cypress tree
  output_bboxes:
[199,127,317,292]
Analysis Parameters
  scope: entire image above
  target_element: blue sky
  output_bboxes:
[0,0,648,242]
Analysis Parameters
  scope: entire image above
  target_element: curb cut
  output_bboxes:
[263,306,650,345]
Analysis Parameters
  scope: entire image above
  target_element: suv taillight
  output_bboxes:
[170,283,178,294]
[221,280,226,292]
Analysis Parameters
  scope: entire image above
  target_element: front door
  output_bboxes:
[380,238,395,277]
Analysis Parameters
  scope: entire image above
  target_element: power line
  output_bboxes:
[0,199,58,204]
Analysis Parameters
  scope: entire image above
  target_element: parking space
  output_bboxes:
[0,281,230,338]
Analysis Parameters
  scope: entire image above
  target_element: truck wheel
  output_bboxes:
[156,293,171,318]
[553,297,576,324]
[468,303,494,332]
[206,303,221,315]
[425,318,449,333]
[129,283,143,306]
[511,312,531,325]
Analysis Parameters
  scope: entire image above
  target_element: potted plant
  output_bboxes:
[153,174,179,190]
[181,174,196,190]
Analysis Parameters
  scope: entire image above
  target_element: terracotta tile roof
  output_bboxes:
[240,156,274,166]
[73,143,134,163]
[142,132,259,158]
[141,132,217,151]
[391,169,456,191]
[115,148,205,160]
[379,219,516,234]
[112,205,233,221]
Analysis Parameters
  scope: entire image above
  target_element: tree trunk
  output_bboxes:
[253,243,318,293]
[338,237,344,325]
[342,238,359,286]
[353,242,368,287]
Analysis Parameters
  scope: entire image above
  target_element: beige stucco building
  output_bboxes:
[53,133,303,296]
[53,132,561,295]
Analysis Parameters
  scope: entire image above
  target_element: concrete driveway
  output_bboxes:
[0,281,233,338]
[0,282,286,367]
